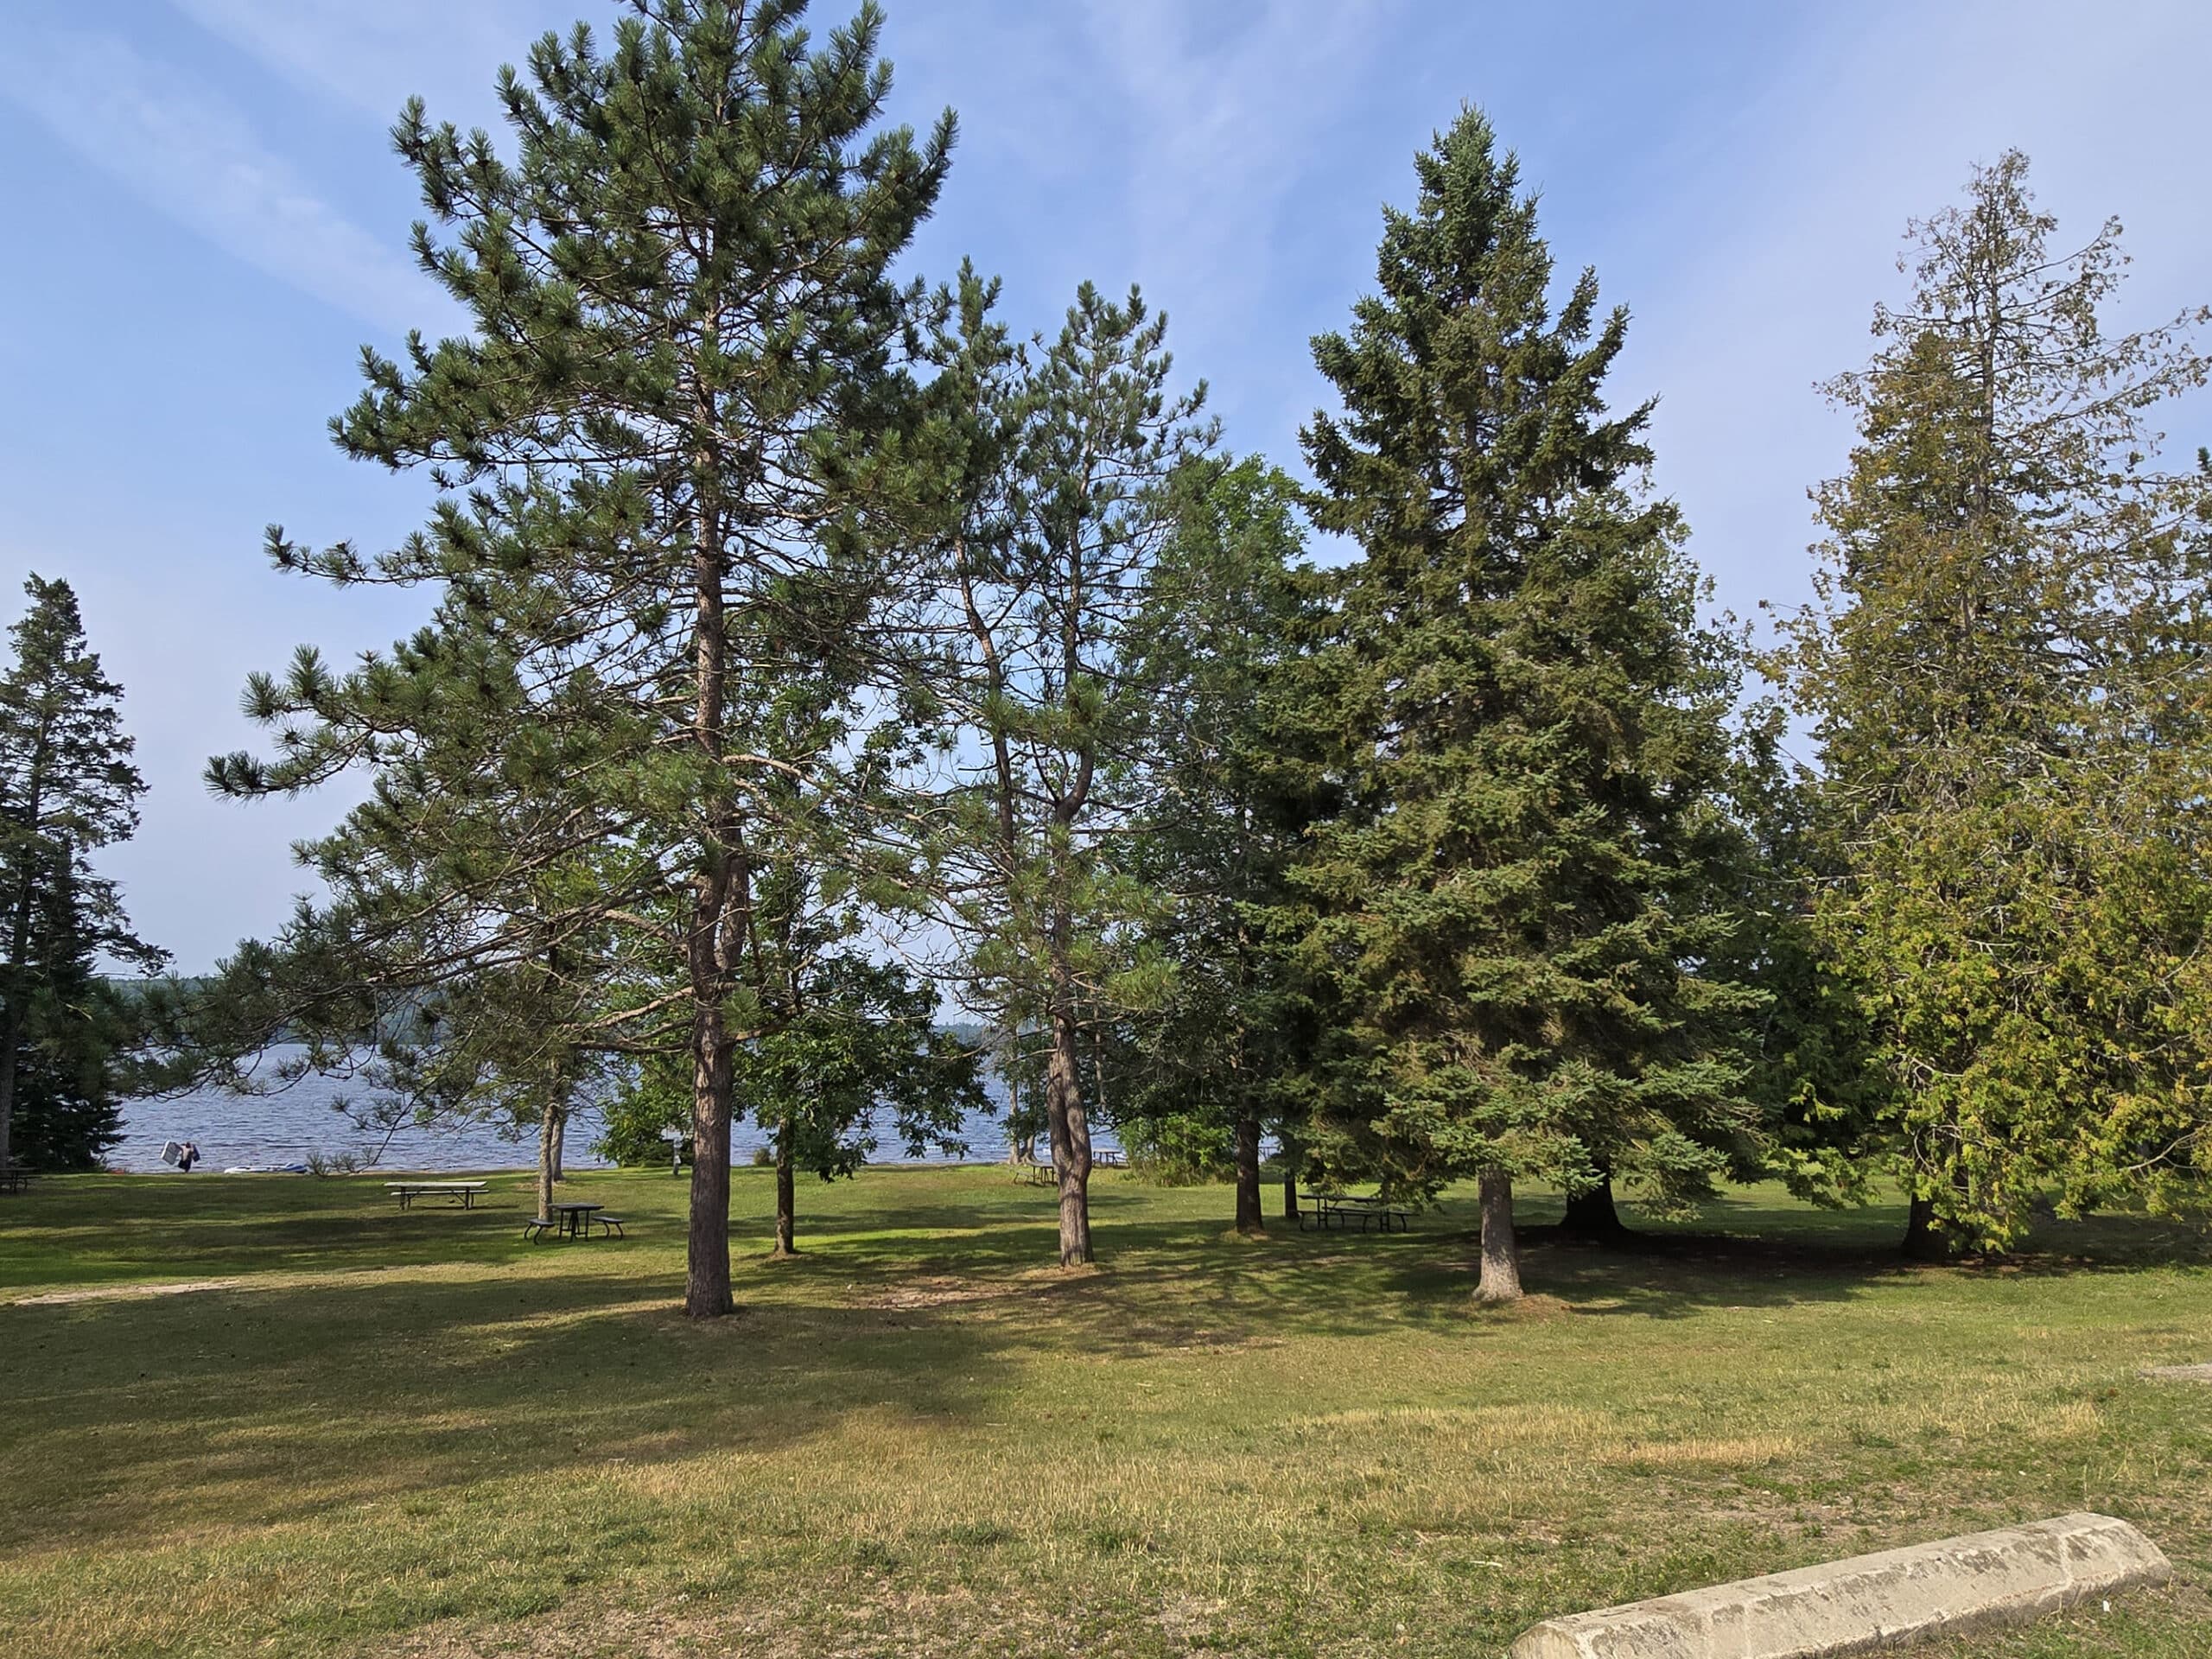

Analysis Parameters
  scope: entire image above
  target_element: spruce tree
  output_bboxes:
[1122,456,1321,1235]
[1295,110,1761,1302]
[1777,152,2212,1253]
[0,577,163,1172]
[208,0,950,1316]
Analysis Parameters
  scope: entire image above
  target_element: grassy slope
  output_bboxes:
[1,1166,2208,1658]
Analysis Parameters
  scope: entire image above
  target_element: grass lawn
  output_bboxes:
[2,1166,2209,1658]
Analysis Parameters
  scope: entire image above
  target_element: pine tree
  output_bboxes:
[207,0,951,1316]
[1294,109,1762,1302]
[924,273,1211,1266]
[0,576,163,1172]
[1777,152,2212,1253]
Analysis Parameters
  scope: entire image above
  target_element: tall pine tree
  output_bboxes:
[1294,109,1761,1302]
[210,0,950,1316]
[923,273,1211,1266]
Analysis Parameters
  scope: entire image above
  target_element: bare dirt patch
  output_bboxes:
[12,1280,242,1306]
[861,1275,1023,1311]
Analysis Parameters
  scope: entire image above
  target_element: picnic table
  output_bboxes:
[0,1165,33,1197]
[1298,1191,1412,1234]
[1013,1153,1122,1184]
[385,1180,489,1211]
[525,1201,626,1241]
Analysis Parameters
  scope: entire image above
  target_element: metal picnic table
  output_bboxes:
[550,1200,605,1238]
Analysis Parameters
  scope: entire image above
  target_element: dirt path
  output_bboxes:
[10,1279,244,1306]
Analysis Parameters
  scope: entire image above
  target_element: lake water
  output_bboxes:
[113,1054,1117,1173]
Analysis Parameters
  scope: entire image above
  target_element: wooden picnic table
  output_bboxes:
[1013,1154,1122,1185]
[385,1180,489,1211]
[0,1165,33,1196]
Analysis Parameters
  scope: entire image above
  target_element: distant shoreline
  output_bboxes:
[96,1155,1084,1179]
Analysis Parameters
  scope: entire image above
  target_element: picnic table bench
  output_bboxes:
[385,1180,489,1211]
[1298,1191,1412,1234]
[0,1165,33,1196]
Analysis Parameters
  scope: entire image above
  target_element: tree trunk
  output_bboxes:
[772,1118,797,1257]
[549,1111,566,1184]
[683,1001,734,1317]
[0,999,22,1173]
[535,1093,561,1224]
[1233,1109,1264,1235]
[682,414,738,1319]
[1475,1168,1523,1304]
[0,790,43,1173]
[1046,1008,1093,1266]
[1558,1167,1630,1242]
[1281,1134,1300,1222]
[1902,1190,1946,1261]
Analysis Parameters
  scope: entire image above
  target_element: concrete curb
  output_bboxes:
[1510,1512,2171,1658]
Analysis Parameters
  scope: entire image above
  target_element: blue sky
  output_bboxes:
[3,0,2209,970]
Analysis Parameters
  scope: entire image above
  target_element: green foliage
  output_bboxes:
[0,576,164,1170]
[600,963,983,1176]
[1116,1110,1233,1184]
[918,267,1213,1257]
[1775,151,2212,1249]
[747,958,984,1175]
[1119,456,1323,1181]
[927,276,1212,1028]
[199,0,954,1310]
[600,1051,692,1167]
[1290,108,1764,1216]
[1702,708,1886,1209]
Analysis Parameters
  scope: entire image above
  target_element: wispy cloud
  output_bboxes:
[0,27,436,334]
[1074,1,1398,327]
[1610,0,2212,632]
[165,0,553,125]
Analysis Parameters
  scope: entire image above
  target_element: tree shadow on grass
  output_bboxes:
[0,1261,1027,1557]
[10,1170,2204,1562]
[1503,1196,2212,1321]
